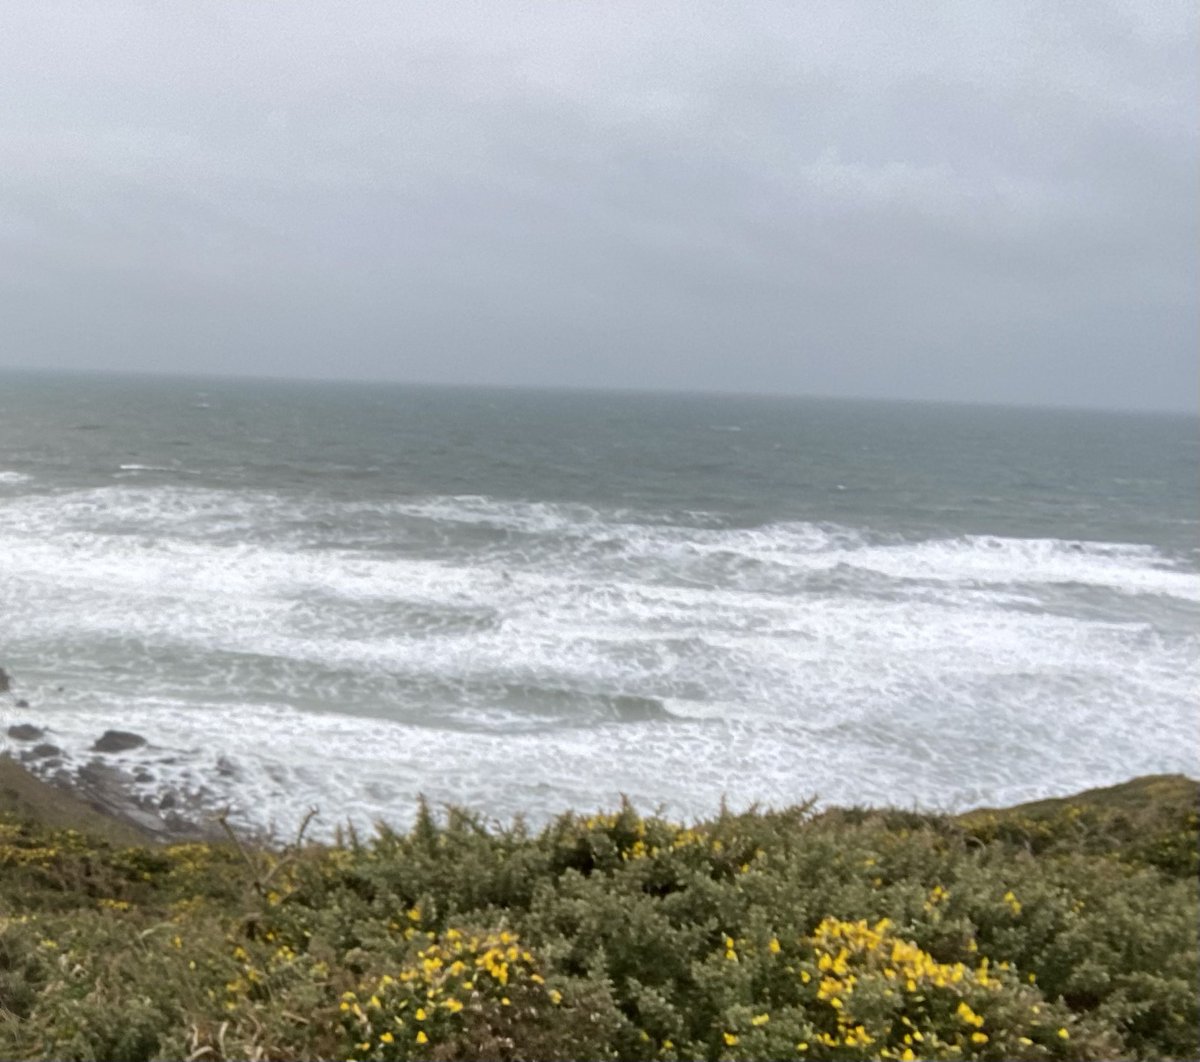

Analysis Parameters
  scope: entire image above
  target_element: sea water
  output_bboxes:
[1,370,1196,836]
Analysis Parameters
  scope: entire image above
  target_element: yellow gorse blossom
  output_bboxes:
[801,915,1050,1058]
[340,924,558,1056]
[956,1000,984,1027]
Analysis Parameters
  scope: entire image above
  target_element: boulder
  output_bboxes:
[7,723,44,741]
[92,730,147,753]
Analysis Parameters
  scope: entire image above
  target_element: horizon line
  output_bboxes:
[1,362,1196,419]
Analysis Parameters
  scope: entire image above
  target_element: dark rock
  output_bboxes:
[28,743,62,760]
[0,667,10,692]
[92,730,147,753]
[134,768,155,784]
[14,699,29,708]
[75,762,169,836]
[7,723,44,741]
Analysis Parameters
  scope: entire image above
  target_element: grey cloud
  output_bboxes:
[0,0,1195,410]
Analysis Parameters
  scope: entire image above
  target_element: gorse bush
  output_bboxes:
[0,775,1195,1060]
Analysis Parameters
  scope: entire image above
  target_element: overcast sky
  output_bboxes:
[1,2,1195,411]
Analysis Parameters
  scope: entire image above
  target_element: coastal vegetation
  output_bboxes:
[0,769,1195,1061]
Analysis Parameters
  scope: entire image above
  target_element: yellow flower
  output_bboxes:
[768,937,781,954]
[416,1030,428,1044]
[956,1001,984,1027]
[1058,1028,1070,1040]
[380,1031,394,1044]
[549,989,563,1005]
[444,998,463,1013]
[751,1013,769,1026]
[415,1007,427,1021]
[971,1032,989,1043]
[723,1032,739,1046]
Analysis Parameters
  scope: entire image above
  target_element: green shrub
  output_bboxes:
[0,775,1194,1060]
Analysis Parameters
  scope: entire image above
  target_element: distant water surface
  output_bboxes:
[1,371,1196,835]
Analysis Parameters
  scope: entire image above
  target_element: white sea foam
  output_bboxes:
[4,683,1196,841]
[2,485,1197,836]
[116,463,200,475]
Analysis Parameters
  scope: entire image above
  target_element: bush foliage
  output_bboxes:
[0,775,1195,1060]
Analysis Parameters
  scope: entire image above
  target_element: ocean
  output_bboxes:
[1,370,1197,837]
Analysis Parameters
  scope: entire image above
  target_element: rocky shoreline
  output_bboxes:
[1,665,226,843]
